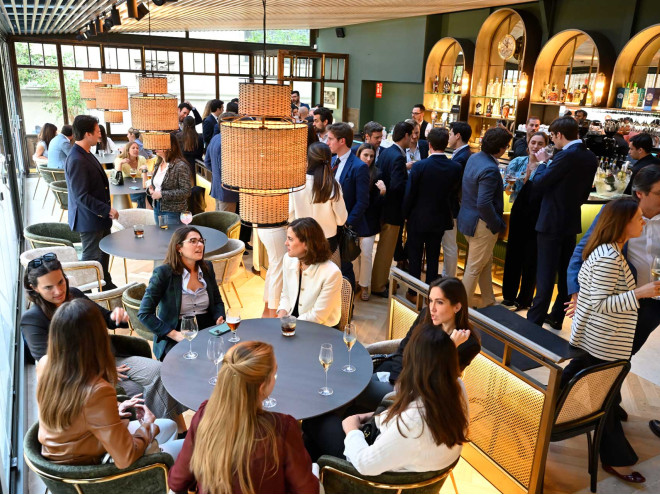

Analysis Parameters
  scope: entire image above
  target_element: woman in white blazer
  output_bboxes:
[565,197,660,482]
[290,142,348,254]
[277,217,343,327]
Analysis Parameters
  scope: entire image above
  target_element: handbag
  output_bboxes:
[110,169,124,186]
[359,405,388,445]
[339,224,361,263]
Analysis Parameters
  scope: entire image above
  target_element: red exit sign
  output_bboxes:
[376,82,383,98]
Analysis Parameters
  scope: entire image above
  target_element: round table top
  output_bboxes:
[161,318,373,420]
[100,225,228,260]
[96,152,118,164]
[109,181,146,196]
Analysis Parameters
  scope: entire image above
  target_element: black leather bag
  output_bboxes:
[339,225,361,263]
[110,169,124,186]
[359,405,388,445]
[188,185,207,215]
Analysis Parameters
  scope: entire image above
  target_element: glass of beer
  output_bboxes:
[280,315,296,337]
[133,224,144,238]
[318,344,333,396]
[130,168,137,183]
[158,215,169,230]
[181,315,199,359]
[226,308,241,342]
[342,323,357,373]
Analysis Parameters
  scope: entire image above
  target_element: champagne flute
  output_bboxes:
[130,167,137,183]
[226,308,241,343]
[180,210,193,225]
[652,256,660,301]
[207,336,225,385]
[262,373,277,409]
[318,343,333,396]
[342,323,357,373]
[181,315,199,359]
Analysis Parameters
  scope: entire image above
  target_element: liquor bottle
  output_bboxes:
[567,86,574,103]
[547,84,559,102]
[493,77,501,97]
[493,99,501,116]
[475,102,483,115]
[441,94,450,111]
[540,81,548,101]
[560,85,567,103]
[585,87,593,106]
[485,99,493,117]
[486,79,494,97]
[443,76,451,94]
[622,82,630,109]
[432,75,439,93]
[476,79,484,96]
[637,87,646,108]
[628,83,638,107]
[502,102,510,119]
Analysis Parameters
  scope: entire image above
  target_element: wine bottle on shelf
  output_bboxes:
[485,99,493,117]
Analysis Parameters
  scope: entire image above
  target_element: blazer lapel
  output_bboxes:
[172,273,183,315]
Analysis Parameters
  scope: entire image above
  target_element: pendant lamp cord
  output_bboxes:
[262,0,267,83]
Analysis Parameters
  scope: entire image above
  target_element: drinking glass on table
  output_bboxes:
[181,315,199,359]
[262,373,277,409]
[207,335,225,385]
[129,168,137,183]
[226,308,241,342]
[318,343,333,396]
[652,256,660,300]
[342,323,357,373]
[158,215,169,230]
[180,210,193,225]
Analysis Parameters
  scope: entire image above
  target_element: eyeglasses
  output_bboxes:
[180,238,206,246]
[28,252,57,269]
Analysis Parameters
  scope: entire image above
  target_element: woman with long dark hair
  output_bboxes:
[36,298,183,467]
[94,125,116,154]
[169,341,319,493]
[176,115,204,185]
[138,226,226,360]
[33,122,57,161]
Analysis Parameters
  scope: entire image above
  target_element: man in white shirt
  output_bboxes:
[313,107,333,144]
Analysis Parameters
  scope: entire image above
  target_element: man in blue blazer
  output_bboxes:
[350,121,384,163]
[457,127,510,308]
[526,116,598,328]
[65,115,118,289]
[327,122,370,289]
[403,128,461,296]
[202,98,224,148]
[204,133,238,212]
[448,121,472,171]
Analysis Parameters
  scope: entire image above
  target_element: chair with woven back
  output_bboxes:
[24,222,83,258]
[206,239,245,308]
[48,180,69,221]
[547,359,631,493]
[121,283,153,341]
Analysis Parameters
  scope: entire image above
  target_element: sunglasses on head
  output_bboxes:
[28,252,57,269]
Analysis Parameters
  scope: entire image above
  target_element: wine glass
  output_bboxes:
[226,308,241,343]
[129,168,137,183]
[652,256,660,301]
[262,373,277,409]
[181,315,199,359]
[342,323,357,373]
[318,343,333,396]
[180,210,193,225]
[207,336,225,385]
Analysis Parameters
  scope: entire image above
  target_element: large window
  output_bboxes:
[189,29,310,46]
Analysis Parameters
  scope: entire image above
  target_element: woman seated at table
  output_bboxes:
[169,341,319,494]
[33,122,57,162]
[20,254,188,433]
[304,324,468,475]
[145,134,191,226]
[276,217,343,328]
[358,277,480,411]
[92,125,117,154]
[115,142,150,208]
[37,298,183,467]
[138,227,226,361]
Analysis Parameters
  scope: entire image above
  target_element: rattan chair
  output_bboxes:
[190,211,241,240]
[121,283,153,341]
[111,209,156,282]
[339,276,353,331]
[24,422,173,494]
[318,455,458,494]
[48,180,69,221]
[206,239,245,308]
[24,222,83,258]
[20,246,104,292]
[549,360,631,493]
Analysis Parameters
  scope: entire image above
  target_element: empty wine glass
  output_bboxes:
[181,315,199,359]
[262,373,278,409]
[318,343,333,396]
[226,308,241,343]
[180,210,193,225]
[207,336,225,385]
[342,323,357,373]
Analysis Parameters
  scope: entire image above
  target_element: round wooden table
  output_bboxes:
[109,181,146,210]
[160,318,373,419]
[99,225,228,261]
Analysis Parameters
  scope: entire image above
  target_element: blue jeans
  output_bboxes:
[153,201,182,227]
[131,193,146,209]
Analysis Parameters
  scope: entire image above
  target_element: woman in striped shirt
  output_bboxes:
[564,197,660,482]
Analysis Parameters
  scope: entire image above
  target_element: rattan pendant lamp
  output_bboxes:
[95,72,129,123]
[79,71,102,110]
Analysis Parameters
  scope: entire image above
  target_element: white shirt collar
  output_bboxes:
[453,144,469,154]
[561,139,583,151]
[337,149,352,163]
[182,265,206,292]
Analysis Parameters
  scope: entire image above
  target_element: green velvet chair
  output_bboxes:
[190,211,241,239]
[23,422,174,494]
[109,334,152,359]
[121,283,154,341]
[48,180,69,222]
[318,455,459,494]
[24,222,83,258]
[38,166,66,208]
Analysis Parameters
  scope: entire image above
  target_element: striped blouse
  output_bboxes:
[570,243,639,361]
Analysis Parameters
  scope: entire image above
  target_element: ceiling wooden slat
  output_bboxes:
[36,0,52,33]
[8,0,21,34]
[0,2,15,34]
[47,0,80,33]
[42,0,65,33]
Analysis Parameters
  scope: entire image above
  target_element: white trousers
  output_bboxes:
[441,219,458,278]
[257,226,288,309]
[352,235,377,288]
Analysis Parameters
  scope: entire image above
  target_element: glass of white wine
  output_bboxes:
[226,308,241,343]
[652,256,660,301]
[318,343,333,396]
[207,336,225,385]
[181,315,199,359]
[262,373,277,409]
[342,323,357,373]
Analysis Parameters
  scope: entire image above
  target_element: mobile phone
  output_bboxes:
[208,322,231,336]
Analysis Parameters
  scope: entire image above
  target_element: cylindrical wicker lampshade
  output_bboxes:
[85,99,97,109]
[138,75,168,94]
[239,193,289,227]
[130,95,179,131]
[221,120,307,193]
[142,132,171,150]
[104,111,123,123]
[96,86,129,110]
[101,72,121,85]
[239,83,291,117]
[83,71,99,80]
[80,81,103,100]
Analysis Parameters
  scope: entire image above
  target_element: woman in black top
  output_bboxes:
[176,115,204,186]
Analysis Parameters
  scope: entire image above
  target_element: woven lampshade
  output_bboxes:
[83,71,99,80]
[104,111,123,123]
[221,119,307,193]
[142,132,171,150]
[239,83,291,116]
[101,72,121,85]
[96,86,129,110]
[85,99,97,109]
[80,81,103,100]
[130,95,179,131]
[239,193,289,227]
[138,75,168,94]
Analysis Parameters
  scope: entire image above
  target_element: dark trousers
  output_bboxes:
[502,218,537,307]
[80,228,115,289]
[406,230,443,285]
[527,232,576,326]
[302,412,347,462]
[393,222,407,263]
[632,298,660,355]
[560,353,638,467]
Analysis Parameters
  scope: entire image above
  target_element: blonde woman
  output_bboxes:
[169,341,319,493]
[115,142,150,208]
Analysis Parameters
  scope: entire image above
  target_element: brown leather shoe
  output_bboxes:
[650,419,660,438]
[603,465,645,483]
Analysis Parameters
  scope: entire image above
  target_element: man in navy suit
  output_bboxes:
[351,121,384,163]
[202,99,224,148]
[526,116,598,328]
[448,121,472,171]
[371,121,412,297]
[327,122,370,289]
[65,115,118,289]
[204,133,239,212]
[403,128,461,299]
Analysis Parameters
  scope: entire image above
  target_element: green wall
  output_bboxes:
[360,81,423,130]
